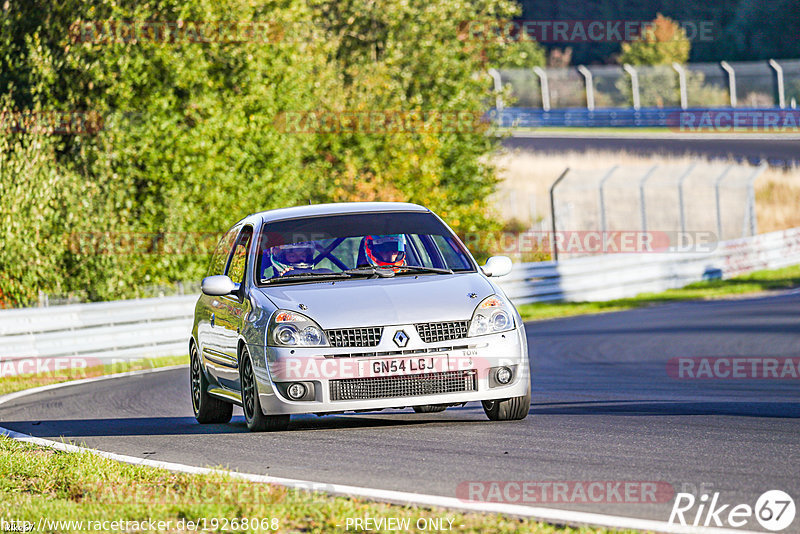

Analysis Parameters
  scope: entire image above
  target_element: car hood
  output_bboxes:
[258,273,495,329]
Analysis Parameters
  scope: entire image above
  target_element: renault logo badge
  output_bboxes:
[393,330,409,348]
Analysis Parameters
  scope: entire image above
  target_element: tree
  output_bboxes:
[619,14,690,66]
[615,14,690,108]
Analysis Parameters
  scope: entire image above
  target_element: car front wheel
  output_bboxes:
[240,347,290,432]
[482,390,530,421]
[190,342,233,424]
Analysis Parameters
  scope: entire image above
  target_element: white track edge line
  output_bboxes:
[0,366,764,534]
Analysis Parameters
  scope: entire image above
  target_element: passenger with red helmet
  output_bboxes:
[364,234,406,267]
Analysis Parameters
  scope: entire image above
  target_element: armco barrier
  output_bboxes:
[496,227,800,303]
[0,295,197,372]
[492,107,800,133]
[494,106,679,128]
[1,227,798,374]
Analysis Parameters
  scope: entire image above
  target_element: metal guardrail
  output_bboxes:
[1,227,798,374]
[0,295,197,370]
[496,227,800,304]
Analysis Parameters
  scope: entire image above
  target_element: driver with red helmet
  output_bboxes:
[364,234,406,267]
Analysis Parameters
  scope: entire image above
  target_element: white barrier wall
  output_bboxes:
[1,227,799,374]
[496,227,800,304]
[0,295,197,373]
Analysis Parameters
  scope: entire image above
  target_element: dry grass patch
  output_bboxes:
[492,150,800,233]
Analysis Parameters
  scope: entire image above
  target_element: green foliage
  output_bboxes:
[615,65,681,108]
[618,14,690,67]
[612,15,692,108]
[0,0,525,306]
[684,71,730,107]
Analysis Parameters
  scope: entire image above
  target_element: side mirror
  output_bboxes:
[482,256,513,277]
[201,275,237,296]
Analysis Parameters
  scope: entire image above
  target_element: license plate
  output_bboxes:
[360,356,445,377]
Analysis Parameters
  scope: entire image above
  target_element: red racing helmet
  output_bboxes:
[364,234,406,267]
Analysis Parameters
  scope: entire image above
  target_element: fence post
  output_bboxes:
[769,59,786,109]
[720,61,737,107]
[677,163,697,236]
[598,166,619,236]
[638,166,658,234]
[577,65,595,111]
[623,64,640,110]
[713,165,734,241]
[488,68,504,124]
[744,164,767,237]
[672,63,688,109]
[533,66,551,111]
[549,168,570,262]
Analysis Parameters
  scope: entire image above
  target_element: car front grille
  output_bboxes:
[329,369,477,401]
[415,320,470,343]
[326,327,383,348]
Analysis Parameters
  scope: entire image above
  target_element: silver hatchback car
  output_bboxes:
[190,202,530,431]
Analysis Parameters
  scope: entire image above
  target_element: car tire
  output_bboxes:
[481,390,530,421]
[240,346,290,432]
[413,404,448,413]
[190,342,233,424]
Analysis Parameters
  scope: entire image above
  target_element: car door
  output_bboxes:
[199,224,241,385]
[211,225,254,390]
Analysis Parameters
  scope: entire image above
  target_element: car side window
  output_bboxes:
[208,225,241,276]
[226,226,253,284]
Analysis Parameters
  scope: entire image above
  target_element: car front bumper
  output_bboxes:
[249,324,530,415]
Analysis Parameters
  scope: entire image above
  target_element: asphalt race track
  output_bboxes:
[2,292,799,530]
[503,134,800,167]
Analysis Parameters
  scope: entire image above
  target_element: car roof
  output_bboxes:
[251,202,430,224]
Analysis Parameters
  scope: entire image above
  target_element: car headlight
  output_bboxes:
[468,295,515,337]
[268,310,329,347]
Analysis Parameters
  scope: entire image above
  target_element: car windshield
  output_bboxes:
[255,211,475,284]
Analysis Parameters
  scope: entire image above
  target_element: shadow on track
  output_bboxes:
[531,400,800,418]
[0,412,486,438]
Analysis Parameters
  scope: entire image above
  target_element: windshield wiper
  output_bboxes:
[393,265,453,275]
[262,272,352,284]
[344,266,396,278]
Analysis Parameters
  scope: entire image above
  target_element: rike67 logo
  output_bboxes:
[670,490,796,531]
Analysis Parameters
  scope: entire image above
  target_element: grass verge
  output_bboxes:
[518,263,800,321]
[0,437,630,534]
[0,355,188,397]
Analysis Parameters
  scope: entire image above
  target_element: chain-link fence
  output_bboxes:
[491,163,766,260]
[495,59,798,110]
[549,163,765,259]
